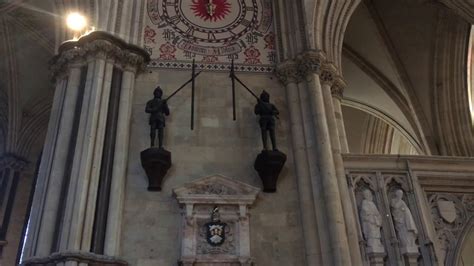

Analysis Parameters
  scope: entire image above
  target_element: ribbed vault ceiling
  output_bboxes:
[0,0,55,158]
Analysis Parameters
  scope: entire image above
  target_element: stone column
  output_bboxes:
[276,61,322,266]
[331,84,349,153]
[22,31,148,266]
[33,63,84,257]
[297,51,352,266]
[320,68,363,265]
[56,52,111,252]
[0,154,28,264]
[104,66,136,256]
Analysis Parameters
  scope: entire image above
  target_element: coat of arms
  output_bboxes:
[437,200,457,223]
[205,206,227,246]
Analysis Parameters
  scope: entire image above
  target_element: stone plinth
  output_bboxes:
[403,252,419,266]
[367,252,386,266]
[140,147,172,191]
[173,175,260,266]
[254,150,287,192]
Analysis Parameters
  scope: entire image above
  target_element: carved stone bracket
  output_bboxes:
[173,175,260,266]
[50,31,150,79]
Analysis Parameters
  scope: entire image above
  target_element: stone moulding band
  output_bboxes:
[21,251,128,266]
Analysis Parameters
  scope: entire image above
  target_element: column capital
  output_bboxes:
[51,31,150,79]
[320,63,337,86]
[297,50,326,76]
[0,153,28,172]
[275,60,302,85]
[331,76,347,100]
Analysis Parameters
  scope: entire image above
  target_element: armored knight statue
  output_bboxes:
[360,189,385,253]
[254,90,279,151]
[390,189,419,254]
[146,86,170,148]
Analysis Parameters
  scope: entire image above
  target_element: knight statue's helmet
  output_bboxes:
[154,86,163,98]
[260,90,270,102]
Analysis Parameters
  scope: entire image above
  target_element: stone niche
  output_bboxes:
[173,175,260,266]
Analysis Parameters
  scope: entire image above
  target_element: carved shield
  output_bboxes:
[438,200,457,223]
[205,221,226,246]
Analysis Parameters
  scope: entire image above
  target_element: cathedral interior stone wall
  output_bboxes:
[122,70,305,265]
[0,0,474,266]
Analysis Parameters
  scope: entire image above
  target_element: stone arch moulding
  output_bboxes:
[310,0,362,72]
[342,99,424,154]
[173,174,260,266]
[453,216,474,265]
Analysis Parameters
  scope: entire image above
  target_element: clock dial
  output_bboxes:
[163,0,257,44]
[145,0,277,72]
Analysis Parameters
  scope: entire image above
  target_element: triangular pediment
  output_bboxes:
[173,174,260,205]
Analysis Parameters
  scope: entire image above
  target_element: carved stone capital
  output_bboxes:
[0,153,28,172]
[51,31,150,79]
[275,60,301,85]
[320,63,337,86]
[297,50,326,77]
[331,77,346,100]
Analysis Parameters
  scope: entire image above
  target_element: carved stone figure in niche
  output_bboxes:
[360,189,385,253]
[390,189,419,253]
[254,90,279,151]
[145,86,170,148]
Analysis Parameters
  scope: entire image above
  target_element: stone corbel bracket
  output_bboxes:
[50,31,151,79]
[173,174,260,266]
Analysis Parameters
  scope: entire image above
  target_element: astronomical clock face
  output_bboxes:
[145,0,276,72]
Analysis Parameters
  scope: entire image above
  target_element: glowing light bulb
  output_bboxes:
[66,12,87,32]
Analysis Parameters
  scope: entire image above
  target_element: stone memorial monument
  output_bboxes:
[173,174,260,266]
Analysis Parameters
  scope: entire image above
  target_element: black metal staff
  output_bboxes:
[165,71,202,101]
[230,59,236,121]
[191,59,196,130]
[229,63,280,120]
[232,74,259,100]
[165,68,202,130]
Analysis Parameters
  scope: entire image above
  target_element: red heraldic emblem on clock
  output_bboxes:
[191,0,231,22]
